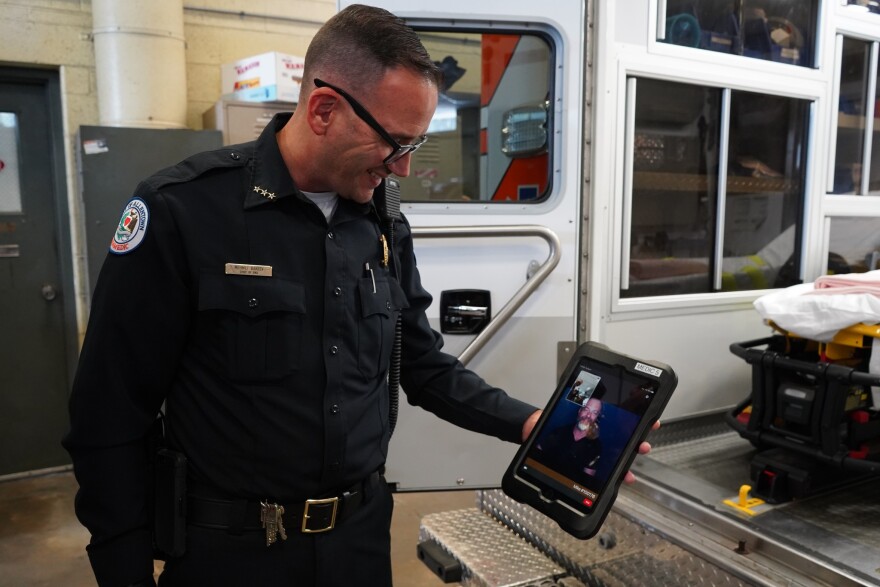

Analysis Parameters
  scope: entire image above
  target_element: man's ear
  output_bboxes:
[306,89,338,136]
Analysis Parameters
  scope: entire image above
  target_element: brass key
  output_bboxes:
[260,501,288,546]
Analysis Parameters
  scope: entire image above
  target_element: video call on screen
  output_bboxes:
[521,359,657,509]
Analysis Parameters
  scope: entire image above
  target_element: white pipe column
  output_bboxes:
[91,0,187,128]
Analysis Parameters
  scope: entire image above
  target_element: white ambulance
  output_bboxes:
[345,1,880,584]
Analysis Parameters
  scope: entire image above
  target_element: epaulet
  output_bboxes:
[142,145,251,191]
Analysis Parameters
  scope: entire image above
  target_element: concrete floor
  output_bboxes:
[0,470,475,587]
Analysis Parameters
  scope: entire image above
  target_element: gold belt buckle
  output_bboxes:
[302,496,339,533]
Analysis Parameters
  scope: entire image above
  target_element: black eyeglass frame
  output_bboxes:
[314,78,428,165]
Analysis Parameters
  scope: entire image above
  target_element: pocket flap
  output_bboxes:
[198,272,306,317]
[358,276,411,318]
[359,277,392,318]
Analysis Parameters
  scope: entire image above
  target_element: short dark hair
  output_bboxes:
[302,4,441,95]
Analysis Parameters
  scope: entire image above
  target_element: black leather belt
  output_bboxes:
[187,472,376,538]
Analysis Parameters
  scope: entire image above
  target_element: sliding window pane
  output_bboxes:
[871,49,880,194]
[625,79,722,297]
[827,217,880,273]
[833,38,871,195]
[724,91,808,291]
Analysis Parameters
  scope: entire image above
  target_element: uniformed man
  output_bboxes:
[537,398,605,479]
[63,5,650,586]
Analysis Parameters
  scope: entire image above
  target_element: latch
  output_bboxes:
[440,289,491,334]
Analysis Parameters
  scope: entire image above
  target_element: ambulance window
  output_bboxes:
[398,31,553,203]
[831,36,880,196]
[623,77,809,298]
[842,0,880,14]
[660,0,819,69]
[827,217,880,273]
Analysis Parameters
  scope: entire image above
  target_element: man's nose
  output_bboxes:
[386,153,412,178]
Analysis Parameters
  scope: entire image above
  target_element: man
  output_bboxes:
[537,398,604,479]
[63,5,649,586]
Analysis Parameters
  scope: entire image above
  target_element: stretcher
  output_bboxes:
[727,321,880,502]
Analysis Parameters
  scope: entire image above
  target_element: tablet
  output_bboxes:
[502,341,677,539]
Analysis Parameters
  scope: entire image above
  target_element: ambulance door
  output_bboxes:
[338,1,586,490]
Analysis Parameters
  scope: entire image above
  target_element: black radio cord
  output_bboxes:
[379,177,403,437]
[387,215,402,436]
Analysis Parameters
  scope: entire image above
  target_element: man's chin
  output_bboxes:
[349,188,376,205]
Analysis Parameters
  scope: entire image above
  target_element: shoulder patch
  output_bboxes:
[110,197,149,254]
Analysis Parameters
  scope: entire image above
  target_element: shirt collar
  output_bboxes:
[244,112,379,222]
[245,112,298,209]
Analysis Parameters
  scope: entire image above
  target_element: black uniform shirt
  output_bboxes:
[536,425,603,481]
[63,113,537,586]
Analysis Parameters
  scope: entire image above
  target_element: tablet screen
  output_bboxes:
[518,357,659,512]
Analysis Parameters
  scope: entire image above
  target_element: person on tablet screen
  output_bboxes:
[537,397,603,478]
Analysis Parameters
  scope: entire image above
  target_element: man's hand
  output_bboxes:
[624,420,661,484]
[521,410,542,442]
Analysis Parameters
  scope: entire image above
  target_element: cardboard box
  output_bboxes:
[221,51,304,96]
[222,82,301,104]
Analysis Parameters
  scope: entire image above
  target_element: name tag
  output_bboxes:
[225,263,273,277]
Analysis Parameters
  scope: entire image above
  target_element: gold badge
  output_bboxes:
[380,234,389,267]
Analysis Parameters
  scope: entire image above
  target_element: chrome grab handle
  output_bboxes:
[411,225,561,366]
[447,305,488,317]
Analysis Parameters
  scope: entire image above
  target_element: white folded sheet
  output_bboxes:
[754,270,880,341]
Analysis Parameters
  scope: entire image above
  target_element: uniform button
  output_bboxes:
[327,232,334,239]
[386,301,392,310]
[229,151,240,161]
[248,298,259,308]
[333,287,342,297]
[329,345,338,355]
[330,404,339,414]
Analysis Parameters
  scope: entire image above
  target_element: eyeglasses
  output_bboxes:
[314,78,428,165]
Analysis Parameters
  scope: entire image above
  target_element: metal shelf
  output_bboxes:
[634,171,796,194]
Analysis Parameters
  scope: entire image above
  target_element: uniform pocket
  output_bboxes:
[357,276,408,379]
[198,273,306,381]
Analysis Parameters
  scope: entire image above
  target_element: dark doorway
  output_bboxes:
[0,67,76,476]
